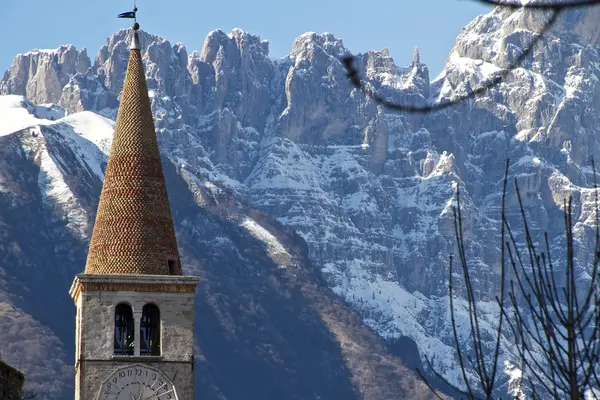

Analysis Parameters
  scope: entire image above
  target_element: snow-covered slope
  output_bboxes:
[0,95,65,136]
[0,80,443,400]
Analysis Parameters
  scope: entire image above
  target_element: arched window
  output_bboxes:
[114,303,134,355]
[140,304,160,356]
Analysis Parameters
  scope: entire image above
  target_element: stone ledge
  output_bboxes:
[77,357,193,364]
[70,274,200,302]
[111,356,164,362]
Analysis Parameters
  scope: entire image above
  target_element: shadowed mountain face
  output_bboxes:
[0,114,444,399]
[165,164,442,400]
[2,5,600,399]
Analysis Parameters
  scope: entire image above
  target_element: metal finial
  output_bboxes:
[130,30,141,50]
[118,2,141,50]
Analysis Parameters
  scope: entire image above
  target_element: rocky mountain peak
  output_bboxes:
[201,28,269,64]
[94,29,163,94]
[290,32,347,64]
[197,28,275,129]
[0,44,90,105]
[439,4,600,171]
[413,46,420,66]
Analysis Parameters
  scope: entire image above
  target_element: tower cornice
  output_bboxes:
[70,274,200,303]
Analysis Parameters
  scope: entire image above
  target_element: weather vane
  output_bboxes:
[118,0,139,31]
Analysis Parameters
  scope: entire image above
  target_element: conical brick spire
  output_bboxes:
[84,28,182,275]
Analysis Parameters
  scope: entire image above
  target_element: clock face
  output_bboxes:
[97,364,178,400]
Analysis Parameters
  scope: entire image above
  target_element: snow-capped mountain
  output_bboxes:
[0,96,447,400]
[2,4,600,399]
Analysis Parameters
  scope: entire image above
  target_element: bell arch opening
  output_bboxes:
[114,303,134,355]
[140,303,161,356]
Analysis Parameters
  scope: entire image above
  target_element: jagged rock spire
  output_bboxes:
[413,47,420,66]
[84,26,182,275]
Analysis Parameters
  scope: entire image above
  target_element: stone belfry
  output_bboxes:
[69,16,199,400]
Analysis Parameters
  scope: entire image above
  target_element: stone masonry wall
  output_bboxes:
[75,289,196,399]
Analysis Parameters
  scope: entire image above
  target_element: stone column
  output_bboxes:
[134,311,142,356]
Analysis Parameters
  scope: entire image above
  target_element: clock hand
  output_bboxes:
[135,386,144,400]
[141,389,156,400]
[140,379,163,400]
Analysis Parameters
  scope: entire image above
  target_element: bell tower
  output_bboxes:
[69,16,199,400]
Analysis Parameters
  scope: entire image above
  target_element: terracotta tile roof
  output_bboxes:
[84,31,182,275]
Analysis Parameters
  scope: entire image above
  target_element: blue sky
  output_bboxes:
[0,0,491,78]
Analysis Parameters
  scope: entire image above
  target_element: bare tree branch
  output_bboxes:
[419,158,600,399]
